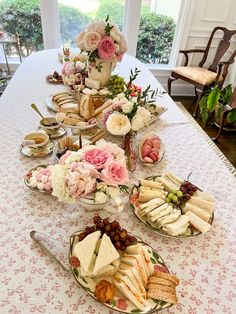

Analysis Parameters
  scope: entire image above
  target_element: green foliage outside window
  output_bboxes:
[0,0,176,64]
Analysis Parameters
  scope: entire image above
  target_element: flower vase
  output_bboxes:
[123,132,137,172]
[88,58,114,86]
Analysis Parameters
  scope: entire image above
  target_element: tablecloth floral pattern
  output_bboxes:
[0,50,236,314]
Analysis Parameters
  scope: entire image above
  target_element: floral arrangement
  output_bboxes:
[51,140,129,213]
[61,53,88,88]
[103,68,158,136]
[76,16,127,64]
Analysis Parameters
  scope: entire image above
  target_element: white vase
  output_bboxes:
[88,58,115,86]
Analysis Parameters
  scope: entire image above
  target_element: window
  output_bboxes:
[58,0,125,47]
[136,0,182,65]
[0,0,43,60]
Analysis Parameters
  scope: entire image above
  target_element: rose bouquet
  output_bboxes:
[76,16,127,85]
[51,140,129,213]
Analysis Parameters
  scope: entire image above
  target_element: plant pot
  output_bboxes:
[214,103,236,129]
[88,58,114,86]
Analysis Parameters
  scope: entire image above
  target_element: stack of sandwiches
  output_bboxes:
[52,91,78,113]
[73,231,120,277]
[182,190,215,233]
[134,173,215,236]
[147,272,179,304]
[113,244,154,310]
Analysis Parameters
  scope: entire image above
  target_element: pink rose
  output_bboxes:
[66,162,97,199]
[116,53,124,62]
[62,62,75,76]
[98,36,115,60]
[59,150,72,165]
[117,299,128,311]
[83,148,113,170]
[102,109,112,126]
[76,31,86,50]
[83,31,101,51]
[101,160,129,186]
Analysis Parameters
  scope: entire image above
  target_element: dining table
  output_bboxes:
[0,48,236,314]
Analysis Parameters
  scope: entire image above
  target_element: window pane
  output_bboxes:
[136,0,182,65]
[0,0,43,58]
[58,0,125,47]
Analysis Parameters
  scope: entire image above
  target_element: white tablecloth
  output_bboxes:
[0,49,236,314]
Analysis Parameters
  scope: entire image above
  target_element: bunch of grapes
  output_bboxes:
[165,189,183,205]
[107,75,125,95]
[180,181,198,196]
[78,216,136,251]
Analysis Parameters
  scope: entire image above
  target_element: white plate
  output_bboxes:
[20,141,54,157]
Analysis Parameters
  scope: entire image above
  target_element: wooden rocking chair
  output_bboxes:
[168,26,236,117]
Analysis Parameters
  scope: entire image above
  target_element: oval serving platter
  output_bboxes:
[69,230,174,314]
[129,176,214,239]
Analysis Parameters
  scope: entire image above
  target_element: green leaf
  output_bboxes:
[227,110,236,123]
[131,309,143,313]
[201,110,209,125]
[199,94,207,114]
[152,299,167,307]
[150,257,156,264]
[73,268,79,278]
[207,87,221,112]
[110,299,116,308]
[105,15,109,22]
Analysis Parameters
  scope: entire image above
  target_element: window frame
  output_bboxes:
[0,0,189,71]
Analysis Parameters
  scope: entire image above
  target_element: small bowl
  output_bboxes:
[78,196,108,210]
[39,117,61,134]
[23,132,49,149]
[139,133,165,166]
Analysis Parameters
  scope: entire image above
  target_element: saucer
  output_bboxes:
[37,126,67,139]
[20,141,54,157]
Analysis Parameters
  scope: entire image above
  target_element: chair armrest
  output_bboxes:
[179,49,206,66]
[215,60,234,82]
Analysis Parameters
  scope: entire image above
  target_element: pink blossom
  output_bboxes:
[59,150,72,165]
[83,31,101,51]
[97,36,115,60]
[61,62,75,76]
[66,162,97,199]
[101,160,129,185]
[116,53,124,62]
[116,299,128,311]
[83,148,113,170]
[102,109,112,125]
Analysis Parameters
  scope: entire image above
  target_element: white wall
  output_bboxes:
[154,0,236,96]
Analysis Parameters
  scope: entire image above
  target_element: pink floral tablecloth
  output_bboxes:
[0,50,236,314]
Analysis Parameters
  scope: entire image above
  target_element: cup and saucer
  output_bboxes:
[20,132,54,157]
[38,117,67,139]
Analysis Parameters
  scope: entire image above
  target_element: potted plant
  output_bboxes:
[199,84,236,127]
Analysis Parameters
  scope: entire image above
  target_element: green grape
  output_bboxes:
[165,197,171,203]
[108,75,125,95]
[177,191,183,197]
[171,189,178,195]
[168,193,174,200]
[172,195,178,202]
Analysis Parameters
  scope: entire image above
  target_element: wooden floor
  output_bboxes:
[173,96,236,168]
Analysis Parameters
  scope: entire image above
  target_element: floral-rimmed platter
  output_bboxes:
[24,164,53,194]
[45,95,59,112]
[69,230,174,313]
[129,175,214,239]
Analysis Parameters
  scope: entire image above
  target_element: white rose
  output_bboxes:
[110,31,121,43]
[76,31,86,50]
[83,31,101,51]
[115,44,120,53]
[87,20,106,36]
[95,191,108,204]
[131,107,151,131]
[116,92,125,99]
[106,112,131,136]
[122,101,133,114]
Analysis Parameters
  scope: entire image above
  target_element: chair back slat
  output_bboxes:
[198,27,236,73]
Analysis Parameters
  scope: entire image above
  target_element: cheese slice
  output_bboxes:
[93,234,119,275]
[73,231,101,272]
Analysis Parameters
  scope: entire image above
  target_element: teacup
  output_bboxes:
[39,117,60,134]
[23,132,49,149]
